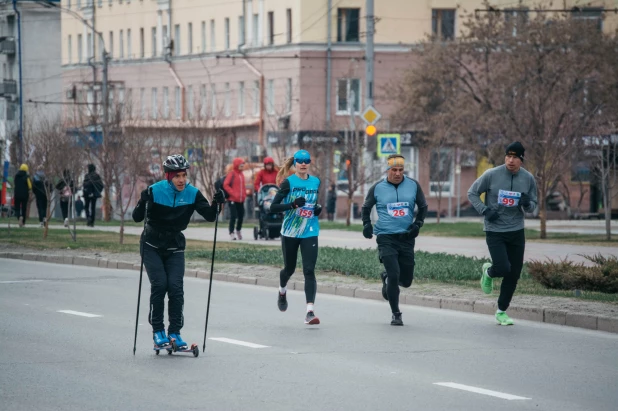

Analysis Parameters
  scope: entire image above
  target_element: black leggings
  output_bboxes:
[34,193,47,223]
[486,229,526,311]
[280,235,318,303]
[377,234,415,313]
[15,197,28,223]
[228,201,245,233]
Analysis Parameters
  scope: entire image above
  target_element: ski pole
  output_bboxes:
[202,203,220,352]
[133,191,149,355]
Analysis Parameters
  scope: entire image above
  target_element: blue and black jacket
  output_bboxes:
[132,180,217,249]
[361,176,428,236]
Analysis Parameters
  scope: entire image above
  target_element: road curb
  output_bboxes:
[2,252,616,334]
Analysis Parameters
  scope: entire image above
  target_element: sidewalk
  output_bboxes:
[5,222,616,264]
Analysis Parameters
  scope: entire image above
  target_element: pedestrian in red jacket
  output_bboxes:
[254,157,278,192]
[223,158,247,240]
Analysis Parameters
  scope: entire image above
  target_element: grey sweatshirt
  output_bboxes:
[467,164,538,232]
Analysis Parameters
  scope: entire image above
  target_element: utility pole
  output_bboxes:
[365,0,374,110]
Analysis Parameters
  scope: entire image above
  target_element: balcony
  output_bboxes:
[0,37,15,55]
[0,80,17,97]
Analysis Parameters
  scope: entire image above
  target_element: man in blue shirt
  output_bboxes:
[361,154,428,326]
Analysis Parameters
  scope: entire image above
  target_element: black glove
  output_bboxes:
[314,204,322,217]
[292,197,306,209]
[140,189,150,203]
[363,224,373,239]
[484,208,500,222]
[520,193,531,208]
[213,189,226,204]
[400,223,421,240]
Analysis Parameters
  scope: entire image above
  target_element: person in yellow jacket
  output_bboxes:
[14,164,32,227]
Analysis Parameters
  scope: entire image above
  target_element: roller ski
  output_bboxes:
[152,331,199,357]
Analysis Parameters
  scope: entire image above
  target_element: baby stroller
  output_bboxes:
[253,184,283,240]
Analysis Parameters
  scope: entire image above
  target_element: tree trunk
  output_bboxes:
[604,185,612,241]
[119,217,125,245]
[43,198,50,240]
[103,186,112,222]
[436,192,442,224]
[539,197,547,239]
[346,196,352,226]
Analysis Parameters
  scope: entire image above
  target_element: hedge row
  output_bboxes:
[528,254,618,293]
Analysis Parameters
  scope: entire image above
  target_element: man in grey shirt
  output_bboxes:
[467,142,538,326]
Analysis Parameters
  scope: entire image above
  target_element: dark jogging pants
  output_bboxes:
[486,229,526,311]
[85,197,97,225]
[142,244,185,334]
[280,235,318,303]
[377,234,416,314]
[228,201,245,234]
[15,197,28,224]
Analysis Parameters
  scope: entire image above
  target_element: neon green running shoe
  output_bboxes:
[480,262,493,294]
[496,311,514,326]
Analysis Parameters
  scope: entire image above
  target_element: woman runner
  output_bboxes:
[132,154,226,348]
[270,150,323,325]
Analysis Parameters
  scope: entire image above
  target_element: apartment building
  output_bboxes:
[60,0,614,217]
[0,1,61,164]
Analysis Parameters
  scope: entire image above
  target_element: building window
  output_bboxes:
[109,31,114,58]
[151,87,158,119]
[337,8,360,42]
[188,23,193,54]
[187,85,194,119]
[99,36,105,60]
[211,84,217,117]
[224,18,230,50]
[140,28,145,58]
[504,9,529,36]
[238,16,245,46]
[573,7,604,32]
[174,24,181,55]
[87,33,92,59]
[253,80,259,116]
[267,11,274,45]
[163,87,169,119]
[140,88,146,119]
[252,14,259,46]
[119,30,124,58]
[68,35,72,64]
[286,9,292,43]
[127,29,132,59]
[224,82,231,117]
[238,81,245,116]
[267,79,275,114]
[201,21,206,53]
[336,78,360,114]
[429,148,453,196]
[152,27,157,56]
[286,78,292,113]
[77,34,83,62]
[432,9,456,40]
[200,84,207,118]
[210,20,216,51]
[175,86,181,119]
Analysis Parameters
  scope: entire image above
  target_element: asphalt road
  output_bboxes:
[1,259,617,411]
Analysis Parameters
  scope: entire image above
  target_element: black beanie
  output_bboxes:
[88,164,96,173]
[505,142,525,162]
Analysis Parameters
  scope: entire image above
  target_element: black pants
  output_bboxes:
[486,229,526,311]
[34,193,47,223]
[60,200,71,220]
[15,197,28,224]
[85,197,97,225]
[377,234,416,313]
[228,201,245,233]
[280,235,318,303]
[142,243,185,334]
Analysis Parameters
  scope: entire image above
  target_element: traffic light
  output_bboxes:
[365,124,377,137]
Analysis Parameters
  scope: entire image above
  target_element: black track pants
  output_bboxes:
[377,234,416,313]
[15,197,28,224]
[228,201,245,233]
[486,229,526,311]
[279,235,318,303]
[142,244,185,334]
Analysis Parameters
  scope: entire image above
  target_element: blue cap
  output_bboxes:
[293,150,311,165]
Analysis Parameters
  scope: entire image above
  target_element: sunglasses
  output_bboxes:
[295,159,311,165]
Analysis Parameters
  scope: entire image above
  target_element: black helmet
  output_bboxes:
[163,154,190,172]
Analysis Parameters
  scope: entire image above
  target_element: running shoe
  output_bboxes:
[496,311,514,326]
[391,312,403,326]
[480,262,493,294]
[278,292,288,312]
[304,311,320,325]
[380,271,388,301]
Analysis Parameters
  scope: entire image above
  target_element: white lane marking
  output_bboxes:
[0,280,44,284]
[57,310,103,318]
[209,337,269,348]
[433,382,530,400]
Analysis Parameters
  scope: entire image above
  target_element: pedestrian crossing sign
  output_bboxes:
[377,134,400,157]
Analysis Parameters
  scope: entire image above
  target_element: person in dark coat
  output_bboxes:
[32,169,50,227]
[83,164,104,227]
[75,196,84,218]
[56,169,75,227]
[326,184,337,221]
[13,164,32,227]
